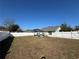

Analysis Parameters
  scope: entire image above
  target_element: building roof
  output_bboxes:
[33,29,43,32]
[25,29,33,32]
[41,26,60,32]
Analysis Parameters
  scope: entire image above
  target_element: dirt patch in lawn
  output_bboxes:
[5,36,79,59]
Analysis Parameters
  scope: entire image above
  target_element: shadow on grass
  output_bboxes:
[0,35,14,59]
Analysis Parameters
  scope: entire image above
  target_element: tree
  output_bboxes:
[8,24,20,32]
[3,18,15,28]
[60,23,67,31]
[60,23,72,31]
[3,18,20,32]
[74,25,79,31]
[67,26,73,31]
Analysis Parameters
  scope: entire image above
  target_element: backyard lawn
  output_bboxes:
[5,36,79,59]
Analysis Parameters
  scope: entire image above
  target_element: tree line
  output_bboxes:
[0,18,79,32]
[60,23,79,31]
[0,18,23,32]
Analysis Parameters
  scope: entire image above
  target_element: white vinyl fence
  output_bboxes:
[47,31,79,39]
[0,31,79,40]
[11,31,79,39]
[11,32,34,37]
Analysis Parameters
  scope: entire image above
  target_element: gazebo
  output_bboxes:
[33,29,44,37]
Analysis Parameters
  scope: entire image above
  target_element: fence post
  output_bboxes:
[71,31,72,39]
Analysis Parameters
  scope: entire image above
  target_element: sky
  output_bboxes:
[0,0,79,30]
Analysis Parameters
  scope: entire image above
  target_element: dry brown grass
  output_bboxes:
[5,36,79,59]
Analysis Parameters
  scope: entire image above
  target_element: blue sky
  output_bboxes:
[0,0,79,29]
